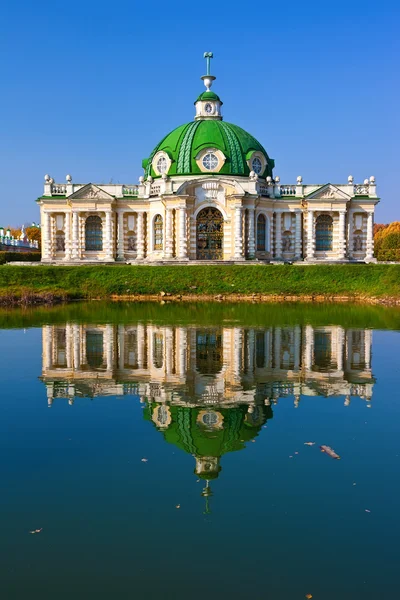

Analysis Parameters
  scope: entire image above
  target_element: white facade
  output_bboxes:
[38,176,379,263]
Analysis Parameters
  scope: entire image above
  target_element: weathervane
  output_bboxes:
[201,52,216,91]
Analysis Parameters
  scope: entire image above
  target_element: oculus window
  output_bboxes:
[202,152,219,171]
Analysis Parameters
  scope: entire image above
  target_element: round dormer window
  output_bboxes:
[204,103,213,114]
[252,157,263,174]
[202,152,219,171]
[156,156,168,174]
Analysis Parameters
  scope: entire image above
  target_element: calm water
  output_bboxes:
[1,302,400,600]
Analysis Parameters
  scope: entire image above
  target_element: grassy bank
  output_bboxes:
[0,264,400,305]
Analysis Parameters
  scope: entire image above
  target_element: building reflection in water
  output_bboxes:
[41,323,374,510]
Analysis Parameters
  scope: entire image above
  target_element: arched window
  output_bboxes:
[257,214,266,251]
[55,230,65,252]
[85,215,103,251]
[154,214,163,250]
[315,214,333,251]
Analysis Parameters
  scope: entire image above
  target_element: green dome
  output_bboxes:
[195,91,221,102]
[142,120,274,179]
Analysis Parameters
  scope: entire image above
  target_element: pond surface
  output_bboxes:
[0,302,400,600]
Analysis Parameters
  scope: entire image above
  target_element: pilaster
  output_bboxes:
[117,211,125,260]
[137,212,145,259]
[64,211,71,260]
[178,206,188,259]
[338,210,346,260]
[274,211,282,259]
[294,210,302,259]
[233,204,244,260]
[306,210,315,260]
[247,207,255,258]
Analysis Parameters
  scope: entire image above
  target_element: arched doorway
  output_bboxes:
[315,214,333,252]
[196,207,223,260]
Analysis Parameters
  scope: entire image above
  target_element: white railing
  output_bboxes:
[0,236,39,249]
[51,184,67,195]
[258,184,270,197]
[354,184,370,195]
[280,185,296,196]
[122,185,139,196]
[150,184,161,196]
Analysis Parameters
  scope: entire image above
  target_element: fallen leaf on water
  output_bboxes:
[305,595,313,599]
[304,442,315,446]
[29,528,42,534]
[320,445,340,460]
[141,458,148,463]
[176,504,181,509]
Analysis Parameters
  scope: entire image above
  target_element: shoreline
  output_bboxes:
[1,292,400,307]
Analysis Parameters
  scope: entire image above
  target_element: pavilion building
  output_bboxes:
[37,53,379,263]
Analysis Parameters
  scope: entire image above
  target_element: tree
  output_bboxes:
[374,221,400,261]
[25,226,41,250]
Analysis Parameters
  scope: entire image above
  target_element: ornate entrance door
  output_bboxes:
[196,207,223,260]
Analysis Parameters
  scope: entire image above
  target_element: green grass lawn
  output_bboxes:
[0,264,399,301]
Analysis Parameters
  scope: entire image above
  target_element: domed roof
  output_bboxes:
[142,119,274,179]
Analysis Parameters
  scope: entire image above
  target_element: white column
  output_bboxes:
[234,205,243,259]
[365,212,374,261]
[337,327,344,372]
[177,327,187,375]
[43,326,52,369]
[73,324,81,370]
[365,330,372,370]
[304,325,314,370]
[274,211,282,259]
[105,211,113,260]
[66,323,73,369]
[118,325,125,369]
[295,210,302,259]
[274,327,281,369]
[137,213,144,259]
[338,210,346,260]
[42,212,52,260]
[106,324,113,371]
[164,208,173,259]
[347,210,354,259]
[306,210,315,260]
[247,329,255,373]
[64,212,71,260]
[178,206,188,259]
[294,325,301,370]
[72,211,79,260]
[117,212,124,260]
[248,208,255,258]
[232,328,243,381]
[137,323,145,367]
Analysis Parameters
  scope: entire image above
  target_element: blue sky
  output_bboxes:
[1,0,399,225]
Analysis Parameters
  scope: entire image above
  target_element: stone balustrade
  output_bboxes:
[122,185,139,196]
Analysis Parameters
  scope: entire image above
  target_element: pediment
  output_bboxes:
[68,183,115,201]
[306,184,351,201]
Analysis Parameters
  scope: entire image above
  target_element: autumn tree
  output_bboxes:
[374,221,400,261]
[26,226,41,250]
